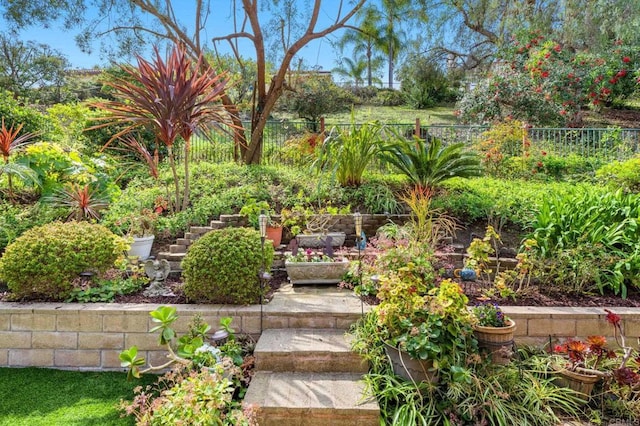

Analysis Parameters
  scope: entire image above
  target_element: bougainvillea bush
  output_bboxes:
[458,29,639,126]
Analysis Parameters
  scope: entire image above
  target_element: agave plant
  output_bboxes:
[0,119,39,198]
[379,132,483,191]
[92,44,230,212]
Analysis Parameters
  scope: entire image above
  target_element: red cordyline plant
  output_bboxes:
[45,182,110,222]
[0,118,39,198]
[92,44,231,212]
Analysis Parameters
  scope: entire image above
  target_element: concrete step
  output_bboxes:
[156,252,186,262]
[169,244,187,253]
[243,371,379,426]
[189,226,213,236]
[255,329,368,373]
[175,238,192,246]
[209,220,226,229]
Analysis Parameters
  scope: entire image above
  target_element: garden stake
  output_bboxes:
[354,212,364,317]
[259,213,268,333]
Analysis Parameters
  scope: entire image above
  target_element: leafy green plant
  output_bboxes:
[181,227,274,304]
[528,189,640,297]
[596,155,640,192]
[239,198,275,229]
[121,367,256,426]
[0,221,128,300]
[379,132,482,191]
[350,313,583,425]
[316,116,384,187]
[118,308,256,425]
[65,276,146,303]
[376,272,476,372]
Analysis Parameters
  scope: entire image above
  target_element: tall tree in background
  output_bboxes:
[0,33,69,103]
[0,0,365,164]
[336,6,385,87]
[332,57,367,88]
[418,0,640,71]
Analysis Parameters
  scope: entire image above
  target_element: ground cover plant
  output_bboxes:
[0,367,155,426]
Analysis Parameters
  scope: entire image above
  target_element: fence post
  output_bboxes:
[415,118,420,138]
[320,117,325,134]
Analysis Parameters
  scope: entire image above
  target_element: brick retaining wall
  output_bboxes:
[1,303,638,371]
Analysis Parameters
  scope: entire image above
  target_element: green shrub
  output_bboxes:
[0,221,127,300]
[596,156,640,192]
[435,177,597,228]
[182,227,274,304]
[0,201,64,253]
[372,89,405,106]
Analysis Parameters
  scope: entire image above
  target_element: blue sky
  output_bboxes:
[2,2,349,74]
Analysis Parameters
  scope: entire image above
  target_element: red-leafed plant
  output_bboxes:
[0,118,39,199]
[554,309,639,387]
[45,182,110,221]
[92,44,231,212]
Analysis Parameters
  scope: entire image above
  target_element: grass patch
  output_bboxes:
[274,104,457,125]
[324,104,457,125]
[0,367,155,426]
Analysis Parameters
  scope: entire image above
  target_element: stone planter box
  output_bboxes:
[296,232,346,248]
[285,258,350,284]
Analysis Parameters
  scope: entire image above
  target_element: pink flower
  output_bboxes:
[623,56,631,63]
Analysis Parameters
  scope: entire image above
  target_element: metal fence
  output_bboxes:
[181,121,640,165]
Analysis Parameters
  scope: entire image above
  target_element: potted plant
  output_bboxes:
[116,208,158,261]
[375,271,477,384]
[281,204,349,248]
[240,199,283,248]
[284,247,350,285]
[471,302,516,364]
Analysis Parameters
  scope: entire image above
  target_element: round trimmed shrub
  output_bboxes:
[182,227,274,304]
[0,221,127,300]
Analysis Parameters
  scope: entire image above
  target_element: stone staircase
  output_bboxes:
[156,216,237,271]
[237,284,380,425]
[243,328,379,425]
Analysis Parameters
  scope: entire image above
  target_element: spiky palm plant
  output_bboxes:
[0,119,39,198]
[92,44,230,212]
[379,133,482,191]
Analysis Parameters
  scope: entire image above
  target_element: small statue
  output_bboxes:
[143,259,174,297]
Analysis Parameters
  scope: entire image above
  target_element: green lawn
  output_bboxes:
[274,104,457,125]
[324,104,457,125]
[0,367,155,426]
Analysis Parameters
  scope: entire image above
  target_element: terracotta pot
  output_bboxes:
[266,225,283,248]
[384,343,438,384]
[473,319,516,364]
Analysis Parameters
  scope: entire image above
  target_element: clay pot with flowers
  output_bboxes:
[471,302,516,364]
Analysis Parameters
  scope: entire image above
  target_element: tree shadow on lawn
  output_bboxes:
[0,367,156,426]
